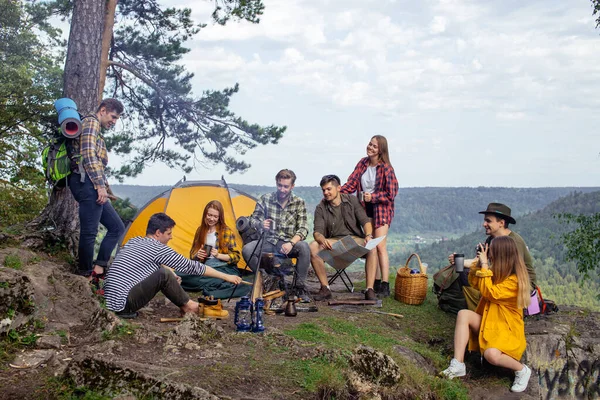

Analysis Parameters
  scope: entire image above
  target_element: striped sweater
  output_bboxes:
[104,236,206,312]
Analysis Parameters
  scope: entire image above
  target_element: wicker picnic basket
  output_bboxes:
[394,253,428,305]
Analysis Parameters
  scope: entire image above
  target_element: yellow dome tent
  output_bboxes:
[120,178,257,270]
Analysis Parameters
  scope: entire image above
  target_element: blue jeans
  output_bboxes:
[69,173,125,276]
[242,239,310,288]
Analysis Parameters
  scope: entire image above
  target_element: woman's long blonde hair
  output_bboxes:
[190,200,226,259]
[488,236,531,308]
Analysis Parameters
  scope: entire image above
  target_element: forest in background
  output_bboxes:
[112,184,599,234]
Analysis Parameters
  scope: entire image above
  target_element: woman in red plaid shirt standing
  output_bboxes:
[341,135,398,299]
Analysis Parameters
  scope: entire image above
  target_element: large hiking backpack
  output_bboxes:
[41,98,86,187]
[42,115,99,187]
[42,137,75,187]
[433,265,468,314]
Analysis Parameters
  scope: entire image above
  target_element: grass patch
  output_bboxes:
[285,318,397,352]
[283,355,348,393]
[37,377,114,400]
[3,254,23,270]
[0,327,40,370]
[101,322,136,341]
[29,255,42,264]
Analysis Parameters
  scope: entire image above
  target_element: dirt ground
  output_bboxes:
[0,249,389,399]
[0,247,554,399]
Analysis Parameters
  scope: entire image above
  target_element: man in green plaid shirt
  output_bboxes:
[242,169,311,302]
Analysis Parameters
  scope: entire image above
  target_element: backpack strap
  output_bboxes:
[536,285,548,314]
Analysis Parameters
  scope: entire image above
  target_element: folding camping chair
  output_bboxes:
[327,265,355,293]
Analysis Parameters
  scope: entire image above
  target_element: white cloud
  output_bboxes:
[430,16,448,34]
[133,0,600,187]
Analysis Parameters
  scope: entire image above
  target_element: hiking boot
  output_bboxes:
[116,311,139,319]
[365,288,377,301]
[90,270,106,296]
[295,286,311,303]
[440,358,466,379]
[373,279,382,293]
[313,286,333,301]
[511,365,531,392]
[378,282,390,298]
[201,300,229,319]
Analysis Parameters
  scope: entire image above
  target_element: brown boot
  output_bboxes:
[313,286,333,301]
[200,300,229,319]
[365,288,377,301]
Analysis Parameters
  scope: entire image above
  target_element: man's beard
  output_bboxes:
[278,191,291,201]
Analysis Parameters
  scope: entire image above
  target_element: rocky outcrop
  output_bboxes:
[65,355,219,400]
[525,307,600,400]
[349,345,402,386]
[0,265,36,334]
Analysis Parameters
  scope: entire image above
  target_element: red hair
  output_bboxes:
[190,200,227,258]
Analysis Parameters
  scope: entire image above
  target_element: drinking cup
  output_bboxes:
[454,253,465,272]
[203,244,213,261]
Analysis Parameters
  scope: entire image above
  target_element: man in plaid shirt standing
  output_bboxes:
[242,169,311,302]
[68,99,125,290]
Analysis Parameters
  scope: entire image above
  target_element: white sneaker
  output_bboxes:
[511,365,531,392]
[440,358,466,379]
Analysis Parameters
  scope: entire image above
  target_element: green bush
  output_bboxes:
[0,185,47,228]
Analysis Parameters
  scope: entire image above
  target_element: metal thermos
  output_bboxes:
[454,253,465,272]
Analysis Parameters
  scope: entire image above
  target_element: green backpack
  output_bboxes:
[42,136,74,187]
[41,115,98,187]
[432,265,468,314]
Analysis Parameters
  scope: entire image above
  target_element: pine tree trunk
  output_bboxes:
[27,0,108,254]
[63,0,106,114]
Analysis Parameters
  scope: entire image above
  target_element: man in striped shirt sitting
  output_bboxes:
[105,213,242,319]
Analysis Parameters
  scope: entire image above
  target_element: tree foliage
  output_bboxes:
[0,0,63,226]
[592,0,600,28]
[99,0,283,180]
[558,213,600,281]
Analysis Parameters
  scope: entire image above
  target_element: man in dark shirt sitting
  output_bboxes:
[310,175,375,301]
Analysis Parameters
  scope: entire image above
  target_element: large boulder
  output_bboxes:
[525,307,600,399]
[349,345,402,386]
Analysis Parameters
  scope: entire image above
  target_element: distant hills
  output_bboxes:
[112,183,600,235]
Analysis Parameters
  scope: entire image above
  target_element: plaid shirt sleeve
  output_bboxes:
[341,158,368,194]
[220,226,241,265]
[371,164,398,205]
[293,199,309,240]
[80,117,107,189]
[249,195,267,231]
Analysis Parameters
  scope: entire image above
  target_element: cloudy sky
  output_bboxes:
[124,0,600,188]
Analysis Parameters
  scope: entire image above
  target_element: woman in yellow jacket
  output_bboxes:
[441,236,532,393]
